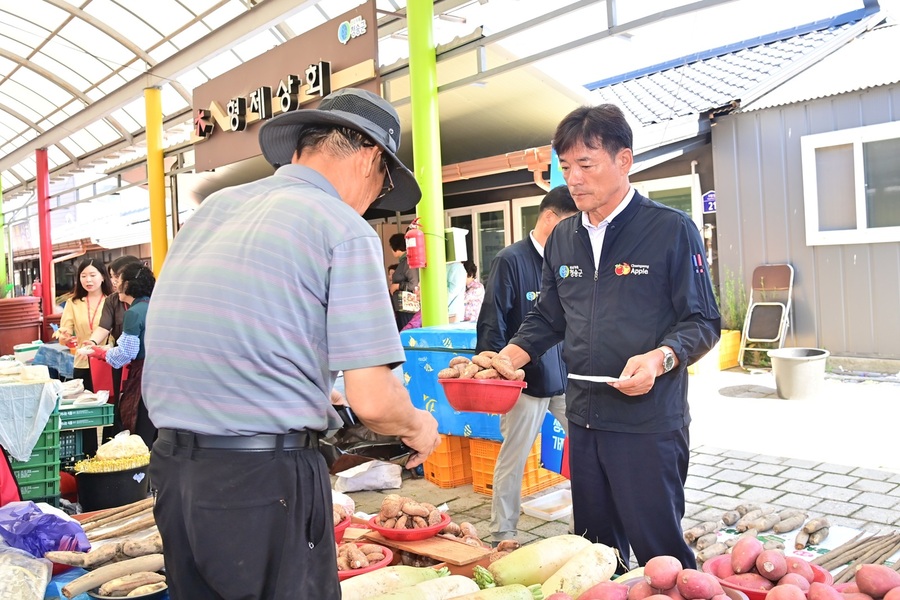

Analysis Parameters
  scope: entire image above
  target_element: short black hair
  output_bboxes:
[553,103,633,159]
[389,233,406,252]
[108,255,141,276]
[539,186,578,216]
[463,260,478,278]
[119,263,155,299]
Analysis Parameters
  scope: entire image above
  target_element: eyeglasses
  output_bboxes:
[376,155,394,200]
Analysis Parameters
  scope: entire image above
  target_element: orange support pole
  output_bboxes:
[36,148,53,315]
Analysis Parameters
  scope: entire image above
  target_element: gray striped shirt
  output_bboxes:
[143,165,404,435]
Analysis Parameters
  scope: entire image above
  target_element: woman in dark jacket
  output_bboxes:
[90,263,157,449]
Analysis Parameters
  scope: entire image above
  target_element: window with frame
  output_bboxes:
[800,120,900,245]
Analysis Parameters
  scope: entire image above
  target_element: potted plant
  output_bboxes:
[689,268,745,373]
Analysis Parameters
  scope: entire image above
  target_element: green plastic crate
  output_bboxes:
[11,461,58,484]
[34,425,61,449]
[10,444,60,469]
[60,404,114,429]
[19,477,61,501]
[59,429,84,460]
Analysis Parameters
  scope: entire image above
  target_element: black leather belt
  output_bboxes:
[158,428,320,451]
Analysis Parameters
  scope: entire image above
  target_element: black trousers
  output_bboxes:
[149,438,339,600]
[569,423,696,571]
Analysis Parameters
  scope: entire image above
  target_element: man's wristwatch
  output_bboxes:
[659,347,675,374]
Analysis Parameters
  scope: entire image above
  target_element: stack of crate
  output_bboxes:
[422,434,472,488]
[59,403,114,467]
[10,408,61,506]
[469,435,567,497]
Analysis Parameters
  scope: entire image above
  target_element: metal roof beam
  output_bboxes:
[0,0,320,172]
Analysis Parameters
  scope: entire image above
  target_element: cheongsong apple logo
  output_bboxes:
[614,263,632,276]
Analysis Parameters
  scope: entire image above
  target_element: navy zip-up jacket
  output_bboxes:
[476,236,567,397]
[510,191,720,433]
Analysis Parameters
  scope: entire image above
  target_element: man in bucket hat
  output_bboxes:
[144,88,440,600]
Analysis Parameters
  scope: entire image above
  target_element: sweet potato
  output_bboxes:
[724,573,775,591]
[749,514,781,533]
[756,550,788,581]
[884,588,900,600]
[808,528,829,546]
[731,536,764,574]
[676,569,723,600]
[784,557,814,583]
[579,581,630,600]
[449,356,471,367]
[472,354,494,368]
[629,580,660,600]
[695,543,729,564]
[774,515,807,533]
[808,582,844,600]
[765,583,808,600]
[474,368,500,379]
[722,511,741,526]
[645,555,683,590]
[664,587,687,600]
[855,564,900,598]
[841,593,875,600]
[707,556,735,580]
[684,522,720,544]
[803,517,831,534]
[778,574,811,592]
[695,533,719,551]
[438,367,459,379]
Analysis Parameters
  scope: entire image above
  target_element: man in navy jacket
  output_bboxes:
[476,186,578,545]
[500,104,720,569]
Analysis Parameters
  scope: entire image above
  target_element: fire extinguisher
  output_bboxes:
[405,218,426,269]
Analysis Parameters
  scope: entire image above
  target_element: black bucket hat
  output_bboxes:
[258,88,421,212]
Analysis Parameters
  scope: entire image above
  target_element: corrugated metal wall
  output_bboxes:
[712,85,900,360]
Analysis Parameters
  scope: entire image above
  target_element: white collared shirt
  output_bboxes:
[529,230,544,258]
[581,186,635,271]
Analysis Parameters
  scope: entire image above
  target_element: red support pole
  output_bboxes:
[36,148,53,315]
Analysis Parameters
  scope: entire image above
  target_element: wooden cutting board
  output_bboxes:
[362,532,490,566]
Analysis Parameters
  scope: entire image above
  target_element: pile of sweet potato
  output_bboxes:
[827,564,900,600]
[626,555,729,600]
[437,352,525,381]
[336,542,388,573]
[705,536,821,599]
[373,494,444,530]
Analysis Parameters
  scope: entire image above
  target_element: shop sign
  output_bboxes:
[191,1,378,172]
[195,62,332,138]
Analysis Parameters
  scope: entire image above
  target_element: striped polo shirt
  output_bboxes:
[143,164,405,435]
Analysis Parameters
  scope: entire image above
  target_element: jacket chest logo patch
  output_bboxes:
[615,263,649,276]
[526,291,540,301]
[558,265,584,278]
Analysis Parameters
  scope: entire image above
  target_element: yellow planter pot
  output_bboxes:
[688,329,742,374]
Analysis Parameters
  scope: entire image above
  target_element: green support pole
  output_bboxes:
[407,0,448,327]
[0,180,7,297]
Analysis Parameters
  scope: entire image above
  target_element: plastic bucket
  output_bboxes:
[76,466,149,512]
[767,347,830,400]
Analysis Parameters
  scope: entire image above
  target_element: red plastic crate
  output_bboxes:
[423,435,472,488]
[470,435,567,497]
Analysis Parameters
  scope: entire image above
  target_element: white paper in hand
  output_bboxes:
[568,373,630,383]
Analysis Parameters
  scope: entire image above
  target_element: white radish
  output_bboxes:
[540,542,619,598]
